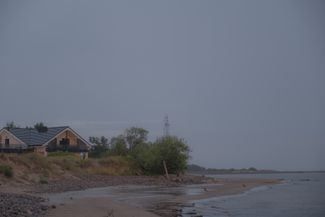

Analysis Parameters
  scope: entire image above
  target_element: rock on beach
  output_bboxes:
[0,192,48,217]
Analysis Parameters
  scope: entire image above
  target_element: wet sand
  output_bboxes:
[46,197,160,217]
[44,178,279,217]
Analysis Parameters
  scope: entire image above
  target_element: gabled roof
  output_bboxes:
[6,126,68,146]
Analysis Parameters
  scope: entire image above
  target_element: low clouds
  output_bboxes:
[0,0,324,170]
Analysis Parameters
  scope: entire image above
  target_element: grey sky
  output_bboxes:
[1,0,324,171]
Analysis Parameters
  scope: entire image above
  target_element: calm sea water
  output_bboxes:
[182,173,325,217]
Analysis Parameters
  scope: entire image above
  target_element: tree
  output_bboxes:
[89,137,101,145]
[5,121,19,129]
[87,127,190,175]
[110,135,128,156]
[134,136,190,175]
[89,143,107,158]
[125,127,148,149]
[134,143,158,174]
[34,122,48,132]
[154,136,190,174]
[88,136,109,158]
[100,136,109,148]
[89,136,109,148]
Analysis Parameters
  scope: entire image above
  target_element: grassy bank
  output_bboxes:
[0,152,139,185]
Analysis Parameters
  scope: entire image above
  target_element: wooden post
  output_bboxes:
[163,160,169,180]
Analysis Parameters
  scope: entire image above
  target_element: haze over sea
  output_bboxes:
[182,173,325,217]
[1,0,325,172]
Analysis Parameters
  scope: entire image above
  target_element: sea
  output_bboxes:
[182,172,325,217]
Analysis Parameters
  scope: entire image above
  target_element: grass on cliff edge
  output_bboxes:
[0,152,140,184]
[0,164,13,178]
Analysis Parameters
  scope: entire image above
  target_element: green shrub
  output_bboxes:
[88,129,190,175]
[154,136,190,174]
[89,144,108,158]
[0,165,13,178]
[110,135,128,156]
[132,136,190,175]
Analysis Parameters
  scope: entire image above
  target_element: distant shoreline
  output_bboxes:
[188,171,325,176]
[187,167,325,175]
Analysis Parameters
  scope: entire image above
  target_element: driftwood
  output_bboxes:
[163,160,169,180]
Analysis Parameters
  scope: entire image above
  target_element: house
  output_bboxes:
[0,126,91,158]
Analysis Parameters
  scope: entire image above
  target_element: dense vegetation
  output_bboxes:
[89,127,190,175]
[33,122,48,132]
[5,121,48,132]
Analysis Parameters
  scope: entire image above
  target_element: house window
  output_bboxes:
[59,138,70,151]
[5,139,10,147]
[59,138,70,145]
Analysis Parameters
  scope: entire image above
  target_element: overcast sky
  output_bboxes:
[0,0,324,171]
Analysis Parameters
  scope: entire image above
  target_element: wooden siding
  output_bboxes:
[0,130,23,146]
[56,130,78,146]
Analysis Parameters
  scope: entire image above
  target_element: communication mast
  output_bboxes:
[163,115,170,137]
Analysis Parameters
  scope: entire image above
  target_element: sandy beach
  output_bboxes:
[42,177,279,217]
[0,175,279,217]
[46,197,160,217]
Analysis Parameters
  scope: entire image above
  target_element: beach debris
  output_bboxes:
[203,187,208,191]
[163,160,170,180]
[105,209,115,217]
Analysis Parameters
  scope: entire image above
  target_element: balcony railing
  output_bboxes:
[0,143,27,149]
[46,144,89,153]
[0,143,29,153]
[0,143,88,153]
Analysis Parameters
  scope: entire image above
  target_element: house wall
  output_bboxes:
[55,130,78,145]
[0,130,22,146]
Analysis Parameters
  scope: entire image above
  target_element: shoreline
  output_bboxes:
[150,178,279,216]
[44,177,279,217]
[0,175,280,217]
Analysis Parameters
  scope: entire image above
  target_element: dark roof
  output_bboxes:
[7,126,69,146]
